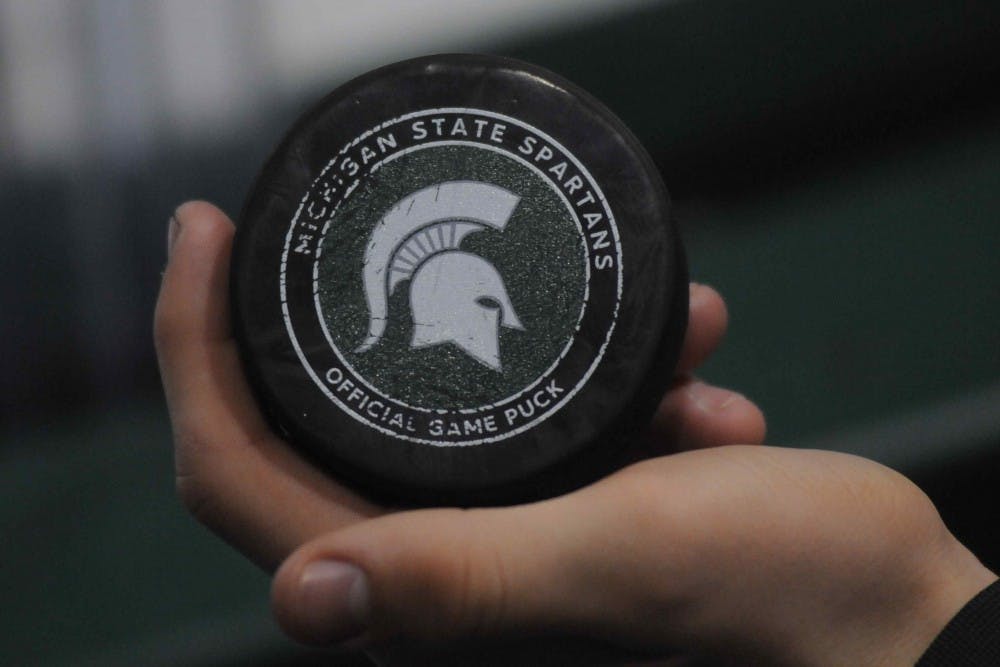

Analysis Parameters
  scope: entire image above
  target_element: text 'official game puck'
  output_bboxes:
[232,54,687,505]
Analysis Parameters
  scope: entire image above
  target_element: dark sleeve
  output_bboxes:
[916,579,1000,666]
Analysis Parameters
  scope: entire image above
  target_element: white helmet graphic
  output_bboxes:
[356,181,525,371]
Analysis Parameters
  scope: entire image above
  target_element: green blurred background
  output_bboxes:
[2,1,997,664]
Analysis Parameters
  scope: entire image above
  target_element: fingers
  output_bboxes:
[674,283,728,376]
[271,491,656,650]
[155,201,270,444]
[640,283,764,453]
[645,378,766,452]
[155,201,380,570]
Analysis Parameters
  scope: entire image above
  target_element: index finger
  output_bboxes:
[155,201,380,570]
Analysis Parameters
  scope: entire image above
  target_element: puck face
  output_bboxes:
[234,55,686,504]
[289,109,620,445]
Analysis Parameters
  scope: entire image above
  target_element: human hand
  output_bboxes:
[155,202,994,666]
[155,200,760,568]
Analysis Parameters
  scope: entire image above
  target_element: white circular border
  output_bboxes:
[280,107,623,446]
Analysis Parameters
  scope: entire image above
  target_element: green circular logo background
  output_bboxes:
[315,144,587,410]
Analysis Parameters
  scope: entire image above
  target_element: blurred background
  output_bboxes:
[1,0,997,664]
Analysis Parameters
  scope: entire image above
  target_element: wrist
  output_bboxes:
[900,536,997,665]
[822,533,996,667]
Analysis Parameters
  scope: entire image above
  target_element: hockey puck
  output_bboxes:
[232,54,687,505]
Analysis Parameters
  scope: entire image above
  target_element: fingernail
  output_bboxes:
[688,282,711,308]
[298,560,370,644]
[167,214,180,259]
[686,381,746,414]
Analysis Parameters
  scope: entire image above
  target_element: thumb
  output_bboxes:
[271,490,652,649]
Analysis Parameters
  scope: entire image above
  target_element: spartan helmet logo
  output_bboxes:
[356,181,525,371]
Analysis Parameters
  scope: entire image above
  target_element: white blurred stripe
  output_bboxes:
[258,0,660,93]
[152,0,258,138]
[91,0,158,164]
[0,0,662,168]
[0,0,88,166]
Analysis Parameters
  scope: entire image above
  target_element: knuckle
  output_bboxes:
[452,523,511,638]
[175,470,214,524]
[172,430,228,530]
[443,539,499,638]
[388,513,510,641]
[480,540,511,634]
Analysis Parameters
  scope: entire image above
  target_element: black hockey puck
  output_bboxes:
[232,54,687,506]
